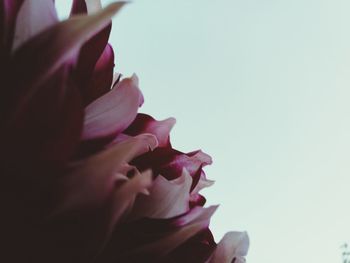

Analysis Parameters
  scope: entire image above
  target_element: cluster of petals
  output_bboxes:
[0,0,249,262]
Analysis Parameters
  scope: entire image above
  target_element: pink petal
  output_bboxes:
[208,232,249,263]
[192,171,215,194]
[125,113,176,147]
[82,74,144,140]
[190,170,214,207]
[12,0,58,51]
[130,168,192,220]
[10,2,126,92]
[1,3,126,162]
[110,170,153,228]
[54,133,158,214]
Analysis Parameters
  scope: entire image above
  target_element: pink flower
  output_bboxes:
[0,1,249,262]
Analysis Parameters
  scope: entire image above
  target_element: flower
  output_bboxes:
[0,1,249,262]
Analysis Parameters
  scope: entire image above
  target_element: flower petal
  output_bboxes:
[123,206,218,262]
[70,0,113,106]
[82,42,115,105]
[9,2,126,93]
[125,113,176,147]
[130,168,192,220]
[12,0,58,51]
[1,3,127,158]
[71,1,114,105]
[208,231,249,263]
[0,0,24,55]
[110,170,153,228]
[165,228,216,263]
[70,0,103,15]
[70,0,87,15]
[1,64,84,166]
[54,133,158,214]
[192,171,215,194]
[82,74,144,140]
[132,147,212,181]
[96,206,218,262]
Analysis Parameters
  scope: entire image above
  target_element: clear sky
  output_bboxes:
[56,1,350,262]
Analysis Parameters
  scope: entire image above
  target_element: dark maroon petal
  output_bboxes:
[96,206,218,263]
[70,0,87,16]
[1,4,124,163]
[70,0,115,105]
[0,3,126,164]
[32,171,153,263]
[5,2,125,106]
[164,228,216,263]
[131,147,183,179]
[125,113,176,147]
[75,24,113,105]
[190,194,207,208]
[70,0,104,16]
[1,135,156,263]
[132,147,212,181]
[83,42,115,105]
[1,64,83,167]
[0,0,24,57]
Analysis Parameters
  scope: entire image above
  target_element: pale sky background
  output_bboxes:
[56,1,350,262]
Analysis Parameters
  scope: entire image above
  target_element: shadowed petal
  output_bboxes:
[0,3,127,160]
[70,0,87,15]
[1,64,84,166]
[123,206,218,262]
[208,232,249,263]
[70,0,103,15]
[8,2,126,95]
[82,74,143,140]
[165,228,216,263]
[0,0,24,55]
[12,0,58,51]
[70,0,114,106]
[28,170,153,263]
[97,206,218,263]
[55,133,158,214]
[110,170,153,228]
[82,42,115,105]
